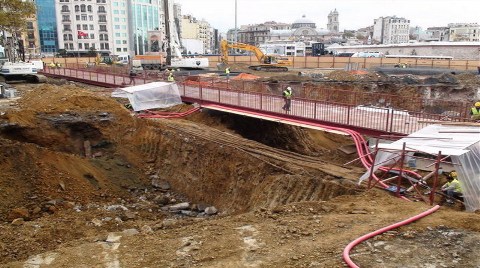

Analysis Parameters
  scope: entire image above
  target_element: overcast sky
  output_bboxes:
[175,0,479,33]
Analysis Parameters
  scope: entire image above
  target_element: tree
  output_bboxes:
[0,0,36,61]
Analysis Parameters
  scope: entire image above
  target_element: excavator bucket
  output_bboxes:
[217,62,227,71]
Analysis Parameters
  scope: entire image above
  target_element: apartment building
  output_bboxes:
[237,21,291,45]
[55,0,113,55]
[373,16,410,44]
[181,15,213,53]
[425,27,449,42]
[447,23,480,42]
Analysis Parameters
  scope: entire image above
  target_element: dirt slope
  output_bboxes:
[0,83,479,267]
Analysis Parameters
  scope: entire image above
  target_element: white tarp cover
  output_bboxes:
[113,82,182,111]
[360,124,480,211]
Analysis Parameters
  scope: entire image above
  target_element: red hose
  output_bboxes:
[343,205,440,268]
[137,107,200,118]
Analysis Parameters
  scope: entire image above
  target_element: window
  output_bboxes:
[81,14,87,20]
[99,15,106,22]
[98,6,106,13]
[76,15,80,20]
[62,15,70,22]
[89,15,93,21]
[89,25,94,30]
[80,4,86,12]
[64,25,71,31]
[83,24,88,30]
[75,5,79,12]
[87,5,92,12]
[116,48,121,52]
[90,33,94,39]
[61,5,69,12]
[77,25,81,30]
[99,25,107,31]
[79,43,83,49]
[84,43,89,49]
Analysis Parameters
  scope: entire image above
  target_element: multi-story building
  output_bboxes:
[37,0,59,54]
[55,0,113,55]
[425,27,449,42]
[20,0,42,58]
[373,16,410,44]
[238,21,290,45]
[447,23,480,42]
[127,0,162,55]
[181,15,214,53]
[110,0,129,54]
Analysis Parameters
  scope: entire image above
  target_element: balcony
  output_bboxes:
[98,10,106,13]
[62,20,71,23]
[98,20,107,24]
[61,9,70,13]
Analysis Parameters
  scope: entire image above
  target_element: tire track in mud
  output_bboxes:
[161,120,356,179]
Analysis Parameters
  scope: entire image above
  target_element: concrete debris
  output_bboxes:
[169,202,190,211]
[205,206,218,215]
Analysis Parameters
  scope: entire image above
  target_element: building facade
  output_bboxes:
[373,16,410,44]
[425,27,449,42]
[327,9,339,33]
[237,21,290,46]
[128,0,162,55]
[181,15,213,53]
[55,0,113,55]
[37,0,59,54]
[447,23,480,42]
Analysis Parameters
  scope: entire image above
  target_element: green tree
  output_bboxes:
[0,0,36,61]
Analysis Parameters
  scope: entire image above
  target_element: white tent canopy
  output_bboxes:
[361,124,480,211]
[112,82,182,111]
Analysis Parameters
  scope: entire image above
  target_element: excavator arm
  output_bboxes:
[219,40,291,72]
[220,40,266,64]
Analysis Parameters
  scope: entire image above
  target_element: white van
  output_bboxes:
[351,52,384,58]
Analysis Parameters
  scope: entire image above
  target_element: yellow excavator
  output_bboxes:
[219,40,291,72]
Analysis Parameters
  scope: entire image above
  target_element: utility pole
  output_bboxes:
[163,0,172,66]
[234,0,238,44]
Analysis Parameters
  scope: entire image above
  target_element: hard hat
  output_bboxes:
[450,171,458,178]
[475,102,480,107]
[287,86,292,90]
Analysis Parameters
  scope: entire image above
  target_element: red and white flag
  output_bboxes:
[77,31,88,37]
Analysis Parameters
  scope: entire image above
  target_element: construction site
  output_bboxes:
[0,56,480,268]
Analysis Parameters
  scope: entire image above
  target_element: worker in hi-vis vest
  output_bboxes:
[282,86,293,111]
[225,67,230,79]
[470,102,480,120]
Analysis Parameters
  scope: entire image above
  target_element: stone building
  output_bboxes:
[447,23,480,42]
[373,16,410,44]
[327,9,339,33]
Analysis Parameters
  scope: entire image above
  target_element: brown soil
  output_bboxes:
[0,76,479,268]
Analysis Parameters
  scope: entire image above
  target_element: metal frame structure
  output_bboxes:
[364,141,456,206]
[40,66,472,136]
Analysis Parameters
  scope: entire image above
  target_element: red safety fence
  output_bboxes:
[177,80,472,136]
[40,67,473,135]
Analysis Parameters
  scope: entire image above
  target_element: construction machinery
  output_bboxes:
[130,0,208,71]
[0,61,46,83]
[163,0,209,70]
[219,40,291,72]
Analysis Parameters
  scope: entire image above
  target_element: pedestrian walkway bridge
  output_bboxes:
[40,67,472,137]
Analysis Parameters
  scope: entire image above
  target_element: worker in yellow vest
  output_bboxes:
[470,102,480,120]
[225,67,230,79]
[441,171,462,204]
[167,72,175,82]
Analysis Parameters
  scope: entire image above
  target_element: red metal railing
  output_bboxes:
[178,81,471,135]
[40,68,473,135]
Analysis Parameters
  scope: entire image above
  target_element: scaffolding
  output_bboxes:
[360,124,480,211]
